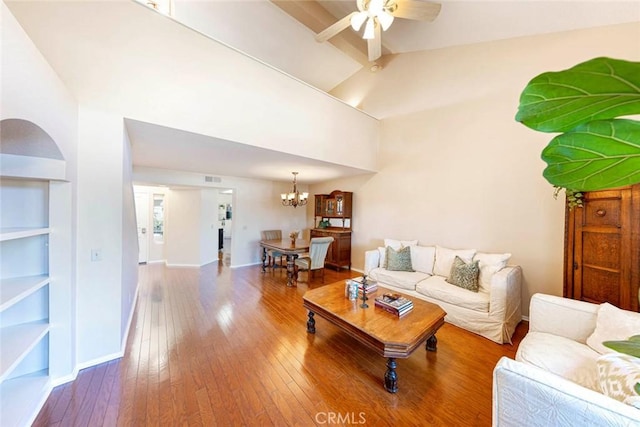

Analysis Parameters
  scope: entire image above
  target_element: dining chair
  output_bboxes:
[294,236,334,282]
[261,229,284,268]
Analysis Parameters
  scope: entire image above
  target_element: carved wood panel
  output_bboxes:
[564,184,640,311]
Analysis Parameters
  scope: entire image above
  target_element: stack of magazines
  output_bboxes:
[351,276,378,293]
[374,293,414,317]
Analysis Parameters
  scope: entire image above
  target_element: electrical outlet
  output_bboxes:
[91,248,102,262]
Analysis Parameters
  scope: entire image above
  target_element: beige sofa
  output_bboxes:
[493,293,640,426]
[364,240,522,344]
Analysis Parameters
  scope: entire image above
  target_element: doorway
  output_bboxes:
[218,189,233,264]
[134,192,150,264]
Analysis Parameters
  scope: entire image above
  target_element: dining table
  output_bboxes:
[260,239,310,286]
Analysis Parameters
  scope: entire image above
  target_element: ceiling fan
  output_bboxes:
[315,0,441,62]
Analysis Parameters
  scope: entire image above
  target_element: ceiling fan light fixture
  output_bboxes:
[377,10,394,31]
[363,17,376,39]
[350,11,368,31]
[368,0,384,15]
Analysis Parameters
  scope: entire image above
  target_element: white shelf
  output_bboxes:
[0,227,50,242]
[0,321,49,382]
[0,371,50,427]
[0,275,49,312]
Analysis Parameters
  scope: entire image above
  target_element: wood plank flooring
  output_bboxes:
[34,262,527,426]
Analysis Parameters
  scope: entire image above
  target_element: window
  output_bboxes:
[153,194,164,242]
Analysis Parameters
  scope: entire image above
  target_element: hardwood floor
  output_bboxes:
[34,262,527,426]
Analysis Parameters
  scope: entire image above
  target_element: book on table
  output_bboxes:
[374,293,414,316]
[350,277,378,292]
[374,300,414,317]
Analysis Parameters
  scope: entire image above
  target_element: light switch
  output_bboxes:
[91,248,102,262]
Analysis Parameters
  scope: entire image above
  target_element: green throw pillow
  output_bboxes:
[386,246,414,272]
[446,256,480,292]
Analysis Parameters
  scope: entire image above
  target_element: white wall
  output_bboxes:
[76,108,130,365]
[6,1,380,173]
[324,22,640,316]
[200,189,218,266]
[120,128,138,342]
[165,189,202,267]
[134,167,308,267]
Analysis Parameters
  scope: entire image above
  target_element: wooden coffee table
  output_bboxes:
[302,281,446,393]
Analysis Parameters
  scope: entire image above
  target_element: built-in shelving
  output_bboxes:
[0,371,49,426]
[0,177,52,426]
[0,275,49,311]
[0,120,70,426]
[0,227,50,242]
[0,321,49,382]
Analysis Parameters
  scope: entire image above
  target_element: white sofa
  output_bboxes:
[363,240,522,344]
[493,294,640,426]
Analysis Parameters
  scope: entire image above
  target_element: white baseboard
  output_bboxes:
[120,282,139,354]
[76,351,123,372]
[165,263,200,268]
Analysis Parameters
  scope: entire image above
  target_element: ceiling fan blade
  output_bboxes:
[392,0,441,22]
[315,11,358,43]
[367,25,382,62]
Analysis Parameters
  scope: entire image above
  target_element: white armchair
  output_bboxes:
[295,237,334,281]
[492,294,640,426]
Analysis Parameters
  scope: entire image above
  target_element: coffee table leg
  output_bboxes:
[384,358,398,393]
[306,311,316,334]
[426,334,438,352]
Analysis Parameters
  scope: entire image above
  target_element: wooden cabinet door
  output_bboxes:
[566,186,638,311]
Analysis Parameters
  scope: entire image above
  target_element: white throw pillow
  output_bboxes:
[410,245,436,274]
[384,238,418,250]
[473,252,511,292]
[597,352,640,407]
[433,245,476,277]
[586,303,640,354]
[377,247,386,268]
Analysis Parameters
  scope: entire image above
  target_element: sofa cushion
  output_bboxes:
[416,275,489,312]
[446,256,480,292]
[410,245,435,274]
[586,303,640,355]
[384,238,418,250]
[386,246,414,272]
[433,245,476,277]
[377,247,387,268]
[368,267,429,291]
[516,331,601,392]
[597,352,640,408]
[473,252,511,292]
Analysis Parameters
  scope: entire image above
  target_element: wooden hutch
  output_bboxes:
[311,190,352,270]
[564,184,640,312]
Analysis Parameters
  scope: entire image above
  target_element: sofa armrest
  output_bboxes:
[364,249,380,275]
[493,357,639,427]
[488,266,521,321]
[529,293,598,343]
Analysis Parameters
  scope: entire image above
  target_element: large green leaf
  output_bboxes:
[542,119,640,191]
[516,57,640,133]
[603,340,640,358]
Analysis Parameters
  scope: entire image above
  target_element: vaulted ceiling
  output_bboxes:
[177,0,640,92]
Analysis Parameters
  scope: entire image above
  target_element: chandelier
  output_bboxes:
[281,172,309,208]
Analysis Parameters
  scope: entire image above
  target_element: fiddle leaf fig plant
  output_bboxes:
[516,57,640,193]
